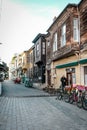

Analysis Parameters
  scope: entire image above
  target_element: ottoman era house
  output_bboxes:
[32,33,46,84]
[45,0,87,88]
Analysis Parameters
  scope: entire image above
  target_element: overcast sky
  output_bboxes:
[0,0,80,65]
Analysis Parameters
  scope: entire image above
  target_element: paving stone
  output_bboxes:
[0,80,87,130]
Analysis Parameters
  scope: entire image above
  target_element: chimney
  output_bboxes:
[53,16,57,22]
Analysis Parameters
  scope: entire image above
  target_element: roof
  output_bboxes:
[32,33,46,43]
[47,3,78,32]
[78,0,85,7]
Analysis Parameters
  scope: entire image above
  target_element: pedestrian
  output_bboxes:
[60,75,67,92]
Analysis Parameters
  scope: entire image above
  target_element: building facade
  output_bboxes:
[46,0,87,88]
[27,45,34,80]
[32,33,46,84]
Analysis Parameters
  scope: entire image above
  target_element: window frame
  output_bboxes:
[53,32,57,52]
[61,24,66,47]
[73,18,79,42]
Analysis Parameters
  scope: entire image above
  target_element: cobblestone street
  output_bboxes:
[0,80,87,130]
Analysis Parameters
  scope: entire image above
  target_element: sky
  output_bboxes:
[0,0,80,66]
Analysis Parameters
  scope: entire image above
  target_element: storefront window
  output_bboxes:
[72,73,76,84]
[66,68,76,85]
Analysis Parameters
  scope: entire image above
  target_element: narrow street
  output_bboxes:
[0,80,87,130]
[2,80,49,97]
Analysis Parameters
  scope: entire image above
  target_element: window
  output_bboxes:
[29,53,33,63]
[73,18,79,42]
[37,44,39,50]
[42,42,45,55]
[72,73,76,84]
[36,43,40,56]
[53,32,57,52]
[66,68,76,85]
[47,41,50,46]
[23,57,26,65]
[61,24,66,47]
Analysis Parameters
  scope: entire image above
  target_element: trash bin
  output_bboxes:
[24,78,33,87]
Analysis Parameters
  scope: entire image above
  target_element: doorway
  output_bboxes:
[67,72,72,86]
[66,68,76,86]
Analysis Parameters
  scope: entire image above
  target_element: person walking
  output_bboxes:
[60,75,67,92]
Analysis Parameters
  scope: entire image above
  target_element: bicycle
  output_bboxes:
[68,85,85,108]
[56,86,70,102]
[82,87,87,110]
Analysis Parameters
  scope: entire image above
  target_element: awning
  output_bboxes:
[56,59,87,69]
[56,61,78,69]
[79,58,87,64]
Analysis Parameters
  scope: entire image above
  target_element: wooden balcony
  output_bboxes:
[52,43,79,61]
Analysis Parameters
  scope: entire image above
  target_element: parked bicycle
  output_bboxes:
[69,89,82,108]
[56,84,87,110]
[67,85,87,109]
[82,87,87,110]
[56,85,70,102]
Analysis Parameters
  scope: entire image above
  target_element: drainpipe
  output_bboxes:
[77,5,81,85]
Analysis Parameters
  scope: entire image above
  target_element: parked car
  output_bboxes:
[24,78,33,87]
[14,77,21,84]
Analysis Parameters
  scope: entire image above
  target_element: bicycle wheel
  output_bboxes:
[57,92,62,100]
[64,93,70,103]
[83,99,87,110]
[77,97,83,108]
[69,94,74,104]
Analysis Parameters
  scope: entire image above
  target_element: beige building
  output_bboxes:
[20,46,34,81]
[21,51,29,78]
[27,45,34,79]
